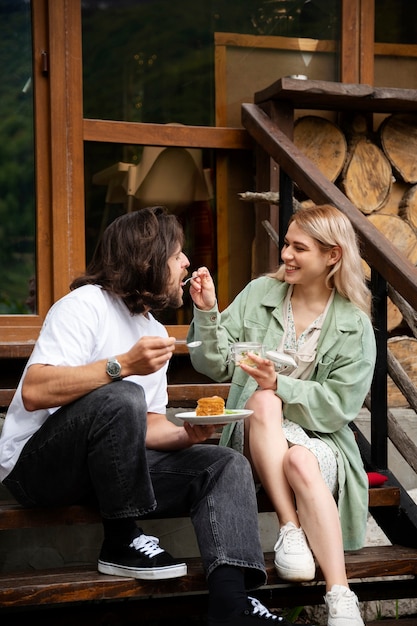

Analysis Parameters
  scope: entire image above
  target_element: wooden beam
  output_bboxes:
[214,32,336,53]
[255,77,417,112]
[359,0,375,85]
[32,0,53,321]
[83,119,252,151]
[340,0,375,85]
[340,0,361,83]
[48,1,86,301]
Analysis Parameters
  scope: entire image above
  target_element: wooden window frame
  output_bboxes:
[3,0,408,342]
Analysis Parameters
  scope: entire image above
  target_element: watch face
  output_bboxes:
[107,359,121,378]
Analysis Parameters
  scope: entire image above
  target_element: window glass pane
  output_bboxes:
[374,0,417,89]
[375,0,417,44]
[0,0,36,314]
[82,0,340,125]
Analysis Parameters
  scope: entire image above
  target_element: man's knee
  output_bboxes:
[93,380,145,405]
[87,381,147,425]
[116,380,146,405]
[216,446,255,486]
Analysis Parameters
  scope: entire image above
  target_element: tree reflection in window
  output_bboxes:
[0,0,36,314]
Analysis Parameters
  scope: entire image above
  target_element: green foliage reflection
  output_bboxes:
[0,1,35,314]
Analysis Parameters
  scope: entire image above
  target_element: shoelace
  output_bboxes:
[247,597,280,621]
[130,533,164,557]
[282,526,308,553]
[327,588,358,617]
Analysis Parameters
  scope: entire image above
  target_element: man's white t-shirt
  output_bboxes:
[0,285,169,481]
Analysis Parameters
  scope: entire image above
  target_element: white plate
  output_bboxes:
[175,409,253,425]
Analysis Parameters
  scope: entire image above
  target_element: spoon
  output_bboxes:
[175,339,202,348]
[181,276,194,286]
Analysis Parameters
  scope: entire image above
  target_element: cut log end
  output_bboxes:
[380,113,417,184]
[293,115,347,183]
[341,138,393,214]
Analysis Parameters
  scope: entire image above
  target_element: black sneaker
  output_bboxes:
[209,596,306,625]
[98,531,187,580]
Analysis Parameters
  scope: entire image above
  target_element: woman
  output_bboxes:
[187,204,376,626]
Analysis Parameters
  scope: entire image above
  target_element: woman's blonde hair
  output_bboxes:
[271,204,371,315]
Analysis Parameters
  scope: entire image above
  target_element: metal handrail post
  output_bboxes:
[370,267,388,469]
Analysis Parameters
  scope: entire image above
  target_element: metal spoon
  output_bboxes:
[175,339,202,348]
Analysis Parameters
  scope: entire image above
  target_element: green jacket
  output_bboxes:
[188,277,376,550]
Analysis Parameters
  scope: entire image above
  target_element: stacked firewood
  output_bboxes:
[294,112,417,333]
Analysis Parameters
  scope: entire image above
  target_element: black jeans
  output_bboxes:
[4,381,266,587]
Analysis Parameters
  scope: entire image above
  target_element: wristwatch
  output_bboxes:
[106,357,122,381]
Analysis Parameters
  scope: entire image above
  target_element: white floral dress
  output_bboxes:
[279,287,338,496]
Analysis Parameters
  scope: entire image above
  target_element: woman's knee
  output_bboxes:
[283,446,320,486]
[245,389,282,424]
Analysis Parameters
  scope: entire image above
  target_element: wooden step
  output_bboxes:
[366,615,417,626]
[0,483,401,531]
[368,484,400,507]
[167,382,231,406]
[0,501,101,530]
[0,388,16,407]
[257,484,400,511]
[1,546,417,610]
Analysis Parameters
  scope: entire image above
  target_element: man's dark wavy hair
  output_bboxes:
[70,206,184,315]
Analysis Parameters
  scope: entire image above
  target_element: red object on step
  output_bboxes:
[367,472,388,487]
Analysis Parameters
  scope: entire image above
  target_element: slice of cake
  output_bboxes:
[196,396,225,416]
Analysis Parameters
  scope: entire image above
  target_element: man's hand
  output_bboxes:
[182,421,218,444]
[121,335,175,377]
[146,413,218,450]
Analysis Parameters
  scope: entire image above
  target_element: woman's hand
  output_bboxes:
[239,352,278,391]
[189,266,216,311]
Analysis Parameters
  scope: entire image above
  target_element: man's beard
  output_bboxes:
[166,286,183,310]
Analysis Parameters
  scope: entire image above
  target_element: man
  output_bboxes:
[0,207,303,625]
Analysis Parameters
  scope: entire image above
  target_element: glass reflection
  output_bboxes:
[82,0,340,124]
[0,0,36,314]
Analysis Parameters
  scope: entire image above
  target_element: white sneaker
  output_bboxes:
[273,521,315,581]
[325,585,364,626]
